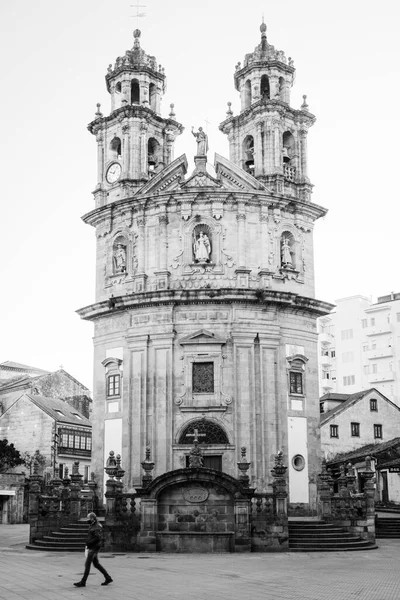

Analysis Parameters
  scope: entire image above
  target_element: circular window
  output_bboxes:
[292,454,305,471]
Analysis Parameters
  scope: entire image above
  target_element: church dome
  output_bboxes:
[105,29,165,93]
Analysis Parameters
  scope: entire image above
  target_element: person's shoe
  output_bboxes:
[101,578,113,586]
[74,582,86,587]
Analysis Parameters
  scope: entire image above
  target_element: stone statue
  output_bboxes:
[191,126,208,156]
[281,238,292,266]
[113,243,126,273]
[194,231,211,262]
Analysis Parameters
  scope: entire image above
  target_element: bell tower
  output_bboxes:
[220,21,313,202]
[88,29,184,208]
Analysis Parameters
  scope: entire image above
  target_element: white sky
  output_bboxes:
[0,0,399,390]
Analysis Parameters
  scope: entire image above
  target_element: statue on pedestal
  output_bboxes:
[113,244,126,273]
[191,126,208,156]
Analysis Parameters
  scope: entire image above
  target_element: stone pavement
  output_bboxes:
[0,525,400,600]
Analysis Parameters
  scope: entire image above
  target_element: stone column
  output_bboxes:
[140,122,148,177]
[69,461,83,520]
[95,131,104,184]
[273,121,281,171]
[236,206,246,267]
[122,123,130,179]
[110,81,116,112]
[132,215,147,292]
[254,122,263,176]
[299,128,308,180]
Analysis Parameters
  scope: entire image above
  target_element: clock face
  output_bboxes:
[106,162,121,184]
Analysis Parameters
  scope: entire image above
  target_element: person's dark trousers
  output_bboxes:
[81,549,111,584]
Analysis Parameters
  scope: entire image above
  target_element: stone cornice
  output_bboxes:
[87,105,184,135]
[234,59,295,87]
[81,188,327,227]
[219,100,315,134]
[76,289,334,322]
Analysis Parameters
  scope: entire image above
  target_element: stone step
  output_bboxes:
[50,531,88,538]
[26,544,84,552]
[289,543,378,552]
[289,532,356,540]
[34,538,85,548]
[44,536,86,543]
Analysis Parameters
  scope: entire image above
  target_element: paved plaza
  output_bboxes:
[0,525,399,600]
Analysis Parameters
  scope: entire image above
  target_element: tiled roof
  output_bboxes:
[327,437,400,466]
[0,393,91,427]
[320,393,351,402]
[320,388,389,424]
[0,361,50,374]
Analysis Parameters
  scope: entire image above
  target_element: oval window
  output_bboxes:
[292,454,305,471]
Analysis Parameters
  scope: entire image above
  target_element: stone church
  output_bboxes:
[78,22,332,517]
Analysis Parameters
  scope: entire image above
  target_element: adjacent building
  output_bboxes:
[318,293,400,403]
[0,393,92,481]
[0,361,91,417]
[320,388,400,504]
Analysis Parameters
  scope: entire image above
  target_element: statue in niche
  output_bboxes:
[191,126,208,156]
[193,231,211,263]
[281,237,293,267]
[113,243,127,273]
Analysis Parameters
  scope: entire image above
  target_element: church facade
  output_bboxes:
[78,23,332,515]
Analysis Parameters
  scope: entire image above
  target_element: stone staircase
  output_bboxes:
[376,517,400,538]
[26,521,90,552]
[289,520,377,552]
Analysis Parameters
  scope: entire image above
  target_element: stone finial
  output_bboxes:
[237,446,251,486]
[301,95,309,110]
[169,103,176,118]
[95,103,103,118]
[105,450,118,480]
[226,102,233,116]
[271,450,287,478]
[133,29,141,49]
[141,446,155,486]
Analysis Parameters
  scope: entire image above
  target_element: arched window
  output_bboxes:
[115,82,122,94]
[179,419,229,445]
[244,79,252,108]
[149,83,156,110]
[261,74,270,99]
[131,79,140,104]
[147,137,160,173]
[281,231,295,269]
[110,137,122,160]
[242,135,254,173]
[282,131,296,182]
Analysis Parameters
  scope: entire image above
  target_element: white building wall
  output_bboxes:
[287,416,309,504]
[318,294,400,405]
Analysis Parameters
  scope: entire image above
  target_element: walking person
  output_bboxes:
[74,512,113,588]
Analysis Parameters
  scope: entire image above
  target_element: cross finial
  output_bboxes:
[130,1,146,27]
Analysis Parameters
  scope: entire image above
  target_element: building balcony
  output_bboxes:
[365,325,392,336]
[320,353,333,367]
[366,347,394,360]
[321,378,334,391]
[58,447,92,458]
[319,333,334,345]
[367,371,395,384]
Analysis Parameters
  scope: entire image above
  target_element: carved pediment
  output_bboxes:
[179,329,226,346]
[134,155,188,196]
[214,153,273,193]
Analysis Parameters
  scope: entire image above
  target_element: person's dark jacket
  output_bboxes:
[86,520,103,551]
